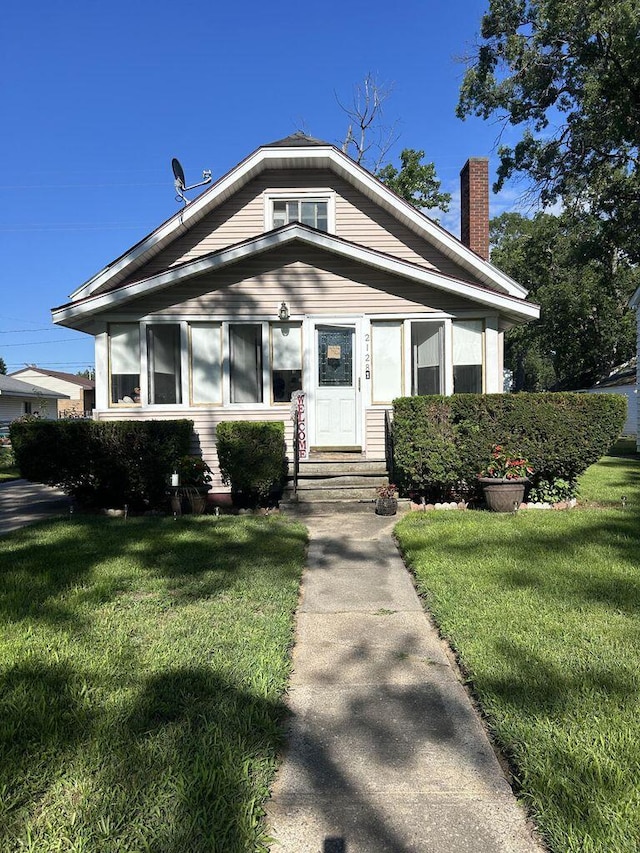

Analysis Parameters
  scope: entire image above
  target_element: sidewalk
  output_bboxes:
[0,479,68,535]
[267,506,544,853]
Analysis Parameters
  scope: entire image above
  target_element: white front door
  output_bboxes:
[314,324,359,449]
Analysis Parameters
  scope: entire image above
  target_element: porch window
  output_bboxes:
[190,323,222,404]
[453,320,483,393]
[411,322,443,395]
[272,199,328,231]
[271,323,302,403]
[109,323,140,405]
[371,322,403,403]
[230,324,263,403]
[147,324,182,404]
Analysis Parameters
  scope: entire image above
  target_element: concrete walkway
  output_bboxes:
[0,479,68,535]
[267,506,544,853]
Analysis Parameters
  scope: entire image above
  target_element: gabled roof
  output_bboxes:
[10,367,95,389]
[0,375,69,399]
[66,135,529,304]
[53,223,539,328]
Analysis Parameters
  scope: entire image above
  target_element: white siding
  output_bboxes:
[0,395,59,420]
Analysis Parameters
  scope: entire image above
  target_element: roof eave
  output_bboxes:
[68,143,527,303]
[54,224,539,327]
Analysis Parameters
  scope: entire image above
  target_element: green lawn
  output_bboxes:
[395,445,640,853]
[0,448,19,482]
[0,515,306,852]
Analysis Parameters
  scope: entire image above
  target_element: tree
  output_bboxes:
[338,75,450,212]
[458,1,640,260]
[490,211,638,390]
[0,356,6,375]
[377,149,451,212]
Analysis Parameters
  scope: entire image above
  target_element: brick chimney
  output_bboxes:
[460,157,489,261]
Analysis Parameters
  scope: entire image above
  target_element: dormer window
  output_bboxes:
[266,191,334,232]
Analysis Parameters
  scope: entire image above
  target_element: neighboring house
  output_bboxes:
[586,359,637,437]
[9,366,95,417]
[51,133,540,489]
[0,374,69,423]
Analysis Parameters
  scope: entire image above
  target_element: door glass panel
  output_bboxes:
[318,328,353,387]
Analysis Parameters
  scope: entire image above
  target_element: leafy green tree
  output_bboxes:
[377,149,451,212]
[458,1,640,260]
[491,211,638,390]
[0,356,6,375]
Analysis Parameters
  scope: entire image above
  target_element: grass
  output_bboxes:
[395,443,640,853]
[0,515,307,852]
[0,447,19,482]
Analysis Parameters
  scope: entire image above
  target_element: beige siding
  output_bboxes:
[11,370,82,401]
[95,407,294,490]
[110,245,477,319]
[118,170,485,288]
[364,407,389,460]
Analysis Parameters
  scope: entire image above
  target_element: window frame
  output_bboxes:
[270,322,303,405]
[452,318,485,394]
[264,190,335,233]
[108,322,142,407]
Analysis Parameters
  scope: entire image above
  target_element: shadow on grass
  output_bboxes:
[0,661,286,852]
[0,516,307,851]
[0,516,305,625]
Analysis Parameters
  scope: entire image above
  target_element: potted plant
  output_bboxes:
[177,455,213,515]
[375,482,398,516]
[478,445,533,512]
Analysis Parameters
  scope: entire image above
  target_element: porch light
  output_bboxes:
[278,301,290,321]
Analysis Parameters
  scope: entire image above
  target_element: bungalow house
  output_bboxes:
[9,366,95,417]
[0,374,69,423]
[51,133,539,492]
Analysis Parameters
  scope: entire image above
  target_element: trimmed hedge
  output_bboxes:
[216,421,286,505]
[9,418,193,509]
[392,393,627,501]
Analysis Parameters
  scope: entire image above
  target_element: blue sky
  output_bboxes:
[0,0,525,373]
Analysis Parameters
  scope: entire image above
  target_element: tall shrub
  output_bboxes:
[392,393,626,500]
[9,418,193,509]
[216,421,286,505]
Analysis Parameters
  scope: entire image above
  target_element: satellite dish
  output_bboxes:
[172,157,212,205]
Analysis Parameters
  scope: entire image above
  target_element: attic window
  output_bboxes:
[270,198,330,232]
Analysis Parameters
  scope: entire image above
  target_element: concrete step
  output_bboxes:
[286,486,382,502]
[295,475,388,490]
[291,461,388,476]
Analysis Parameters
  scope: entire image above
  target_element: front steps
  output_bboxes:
[283,453,390,504]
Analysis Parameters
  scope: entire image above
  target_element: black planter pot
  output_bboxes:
[375,497,398,516]
[479,478,528,512]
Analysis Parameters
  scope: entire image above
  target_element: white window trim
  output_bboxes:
[264,189,336,233]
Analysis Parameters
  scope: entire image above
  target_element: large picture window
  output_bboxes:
[109,323,140,405]
[453,320,483,393]
[371,322,403,403]
[411,323,443,395]
[190,323,222,404]
[148,324,182,404]
[272,199,328,231]
[271,323,302,403]
[230,324,263,403]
